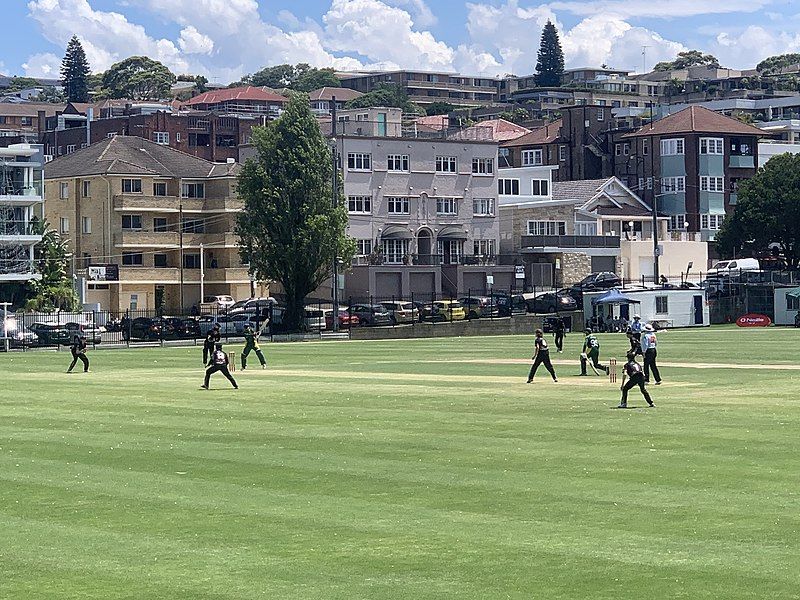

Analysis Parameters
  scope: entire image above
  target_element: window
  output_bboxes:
[575,222,597,236]
[181,218,205,233]
[660,138,684,156]
[436,197,458,215]
[498,178,520,195]
[122,215,142,230]
[623,143,630,156]
[21,116,32,126]
[154,253,168,268]
[700,176,724,193]
[647,177,653,190]
[531,179,549,196]
[638,177,645,191]
[472,198,495,216]
[81,217,91,234]
[66,144,76,154]
[386,196,410,214]
[387,154,409,172]
[642,140,649,156]
[435,156,457,173]
[527,221,566,235]
[107,132,117,139]
[615,144,622,156]
[700,214,724,230]
[655,296,669,314]
[153,217,168,233]
[668,214,687,231]
[152,131,169,145]
[787,293,799,311]
[176,132,181,143]
[381,239,409,264]
[597,108,605,121]
[348,196,371,214]
[700,137,724,155]
[559,145,566,161]
[472,157,494,174]
[661,177,686,193]
[521,149,543,166]
[356,239,372,256]
[153,182,167,196]
[183,253,201,269]
[473,239,495,257]
[82,181,90,197]
[122,179,142,194]
[122,252,143,266]
[181,182,205,198]
[59,182,69,199]
[59,217,69,234]
[347,153,371,171]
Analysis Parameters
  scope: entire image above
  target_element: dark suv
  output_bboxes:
[123,317,164,341]
[566,272,621,303]
[348,304,392,326]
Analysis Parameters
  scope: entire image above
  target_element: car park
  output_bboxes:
[202,295,236,311]
[162,317,202,339]
[458,296,501,319]
[304,307,327,331]
[324,308,359,329]
[349,304,392,326]
[29,322,72,346]
[430,300,466,322]
[64,321,103,344]
[379,301,419,324]
[526,291,577,313]
[122,317,163,341]
[229,297,276,315]
[197,315,239,336]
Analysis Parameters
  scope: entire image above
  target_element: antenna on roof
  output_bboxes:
[641,46,650,74]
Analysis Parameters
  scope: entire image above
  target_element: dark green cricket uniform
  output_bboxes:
[581,332,608,375]
[241,326,266,369]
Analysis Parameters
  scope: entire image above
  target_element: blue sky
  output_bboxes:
[1,0,798,82]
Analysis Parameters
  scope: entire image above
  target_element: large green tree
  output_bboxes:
[756,53,800,75]
[236,94,355,331]
[24,218,78,312]
[345,83,425,115]
[534,21,565,87]
[100,56,176,100]
[654,50,721,72]
[61,35,91,102]
[239,63,340,92]
[716,153,800,268]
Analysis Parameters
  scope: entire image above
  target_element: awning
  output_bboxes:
[591,288,642,306]
[785,286,800,299]
[381,225,413,240]
[438,225,468,240]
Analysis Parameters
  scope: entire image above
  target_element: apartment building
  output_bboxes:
[308,87,363,115]
[621,106,763,240]
[0,102,64,145]
[0,143,44,282]
[44,136,252,312]
[333,107,514,299]
[339,71,501,108]
[181,86,287,117]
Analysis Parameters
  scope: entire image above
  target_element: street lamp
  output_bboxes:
[330,97,340,332]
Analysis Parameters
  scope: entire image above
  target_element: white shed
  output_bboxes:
[773,286,800,326]
[583,287,709,329]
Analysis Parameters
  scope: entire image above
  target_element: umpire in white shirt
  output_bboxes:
[640,324,662,385]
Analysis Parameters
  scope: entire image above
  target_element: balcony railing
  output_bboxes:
[521,235,621,249]
[0,220,36,236]
[351,254,511,267]
[0,258,35,274]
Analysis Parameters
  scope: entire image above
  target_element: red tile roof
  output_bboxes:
[183,86,287,107]
[308,87,363,102]
[501,119,562,147]
[466,118,530,142]
[413,115,449,131]
[626,105,764,137]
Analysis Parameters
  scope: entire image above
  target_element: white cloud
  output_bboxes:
[179,26,214,55]
[22,52,62,78]
[712,26,800,69]
[546,0,775,19]
[386,0,437,27]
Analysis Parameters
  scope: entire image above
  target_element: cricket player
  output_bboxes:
[580,328,609,376]
[618,351,654,408]
[203,323,221,365]
[630,314,643,344]
[201,343,238,390]
[241,324,266,370]
[527,328,558,383]
[67,334,89,373]
[553,318,565,353]
[640,324,662,385]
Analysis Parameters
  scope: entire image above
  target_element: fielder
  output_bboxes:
[201,343,238,390]
[527,328,558,383]
[618,351,655,408]
[67,334,90,373]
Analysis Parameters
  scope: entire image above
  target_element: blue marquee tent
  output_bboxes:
[590,288,642,306]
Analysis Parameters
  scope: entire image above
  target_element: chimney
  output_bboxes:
[37,110,46,135]
[86,107,93,146]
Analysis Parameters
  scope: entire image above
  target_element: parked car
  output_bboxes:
[380,301,419,324]
[123,317,163,341]
[28,322,72,346]
[197,315,239,336]
[162,317,202,339]
[229,297,276,315]
[458,296,501,319]
[526,291,578,313]
[229,313,267,335]
[349,304,392,326]
[304,307,327,331]
[64,322,103,344]
[430,300,466,322]
[202,295,236,311]
[709,258,759,275]
[411,301,438,322]
[324,308,359,329]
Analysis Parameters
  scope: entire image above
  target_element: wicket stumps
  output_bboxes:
[230,353,237,372]
[609,358,617,383]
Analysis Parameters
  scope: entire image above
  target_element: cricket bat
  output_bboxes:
[581,352,600,376]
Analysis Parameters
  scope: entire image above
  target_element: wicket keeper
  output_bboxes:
[203,323,221,365]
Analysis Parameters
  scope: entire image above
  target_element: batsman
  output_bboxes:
[580,328,609,376]
[241,323,267,370]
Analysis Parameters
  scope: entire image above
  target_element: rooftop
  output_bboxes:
[308,87,363,102]
[501,119,562,147]
[45,135,240,180]
[183,86,287,107]
[464,119,530,142]
[626,105,765,138]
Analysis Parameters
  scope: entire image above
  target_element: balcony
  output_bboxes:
[115,230,179,248]
[114,195,243,213]
[729,155,755,169]
[351,254,511,267]
[521,235,621,249]
[116,266,249,283]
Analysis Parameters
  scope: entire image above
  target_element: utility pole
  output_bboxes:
[179,201,184,311]
[330,97,340,332]
[642,46,650,74]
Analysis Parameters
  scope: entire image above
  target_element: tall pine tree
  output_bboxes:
[61,35,90,103]
[534,21,565,88]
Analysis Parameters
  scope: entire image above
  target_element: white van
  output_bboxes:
[709,258,759,274]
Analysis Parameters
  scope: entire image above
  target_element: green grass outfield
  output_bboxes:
[2,326,799,599]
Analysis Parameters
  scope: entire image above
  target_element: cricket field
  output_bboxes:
[1,326,798,599]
